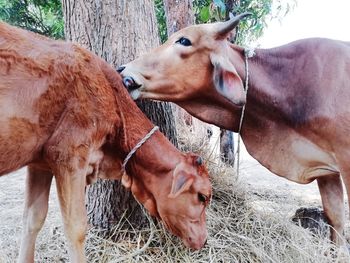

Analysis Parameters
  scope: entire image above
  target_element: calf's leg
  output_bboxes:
[317,174,345,245]
[18,165,53,263]
[54,167,87,263]
[44,119,95,263]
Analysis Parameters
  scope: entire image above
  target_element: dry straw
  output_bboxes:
[82,122,350,263]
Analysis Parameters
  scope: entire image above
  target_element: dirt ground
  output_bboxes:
[0,168,64,262]
[0,142,348,262]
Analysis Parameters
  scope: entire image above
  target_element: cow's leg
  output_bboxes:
[317,173,345,244]
[18,164,53,263]
[335,153,350,247]
[54,168,87,263]
[44,123,92,262]
[339,163,350,244]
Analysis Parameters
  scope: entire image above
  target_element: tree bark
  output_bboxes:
[220,129,235,165]
[62,0,177,229]
[163,0,194,36]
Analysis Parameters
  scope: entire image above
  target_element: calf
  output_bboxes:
[0,22,211,263]
[120,13,350,245]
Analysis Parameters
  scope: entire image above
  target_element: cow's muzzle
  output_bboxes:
[122,76,141,91]
[116,66,125,73]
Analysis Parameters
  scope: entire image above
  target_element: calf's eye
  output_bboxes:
[198,193,208,203]
[175,37,192,46]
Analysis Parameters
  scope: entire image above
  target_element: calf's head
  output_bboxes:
[122,152,211,250]
[119,13,251,108]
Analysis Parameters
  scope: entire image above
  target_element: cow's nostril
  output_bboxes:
[122,76,141,90]
[116,66,125,73]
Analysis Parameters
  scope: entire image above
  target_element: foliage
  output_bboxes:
[195,0,296,45]
[155,0,168,44]
[0,0,64,39]
[156,0,296,45]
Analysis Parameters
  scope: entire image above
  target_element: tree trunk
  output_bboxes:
[220,129,235,165]
[163,0,194,36]
[62,0,177,229]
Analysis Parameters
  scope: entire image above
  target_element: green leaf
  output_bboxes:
[0,0,64,39]
[199,6,210,22]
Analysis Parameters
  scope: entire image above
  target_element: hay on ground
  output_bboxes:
[82,129,350,263]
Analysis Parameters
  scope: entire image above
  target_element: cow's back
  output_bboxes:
[297,39,350,144]
[0,23,56,173]
[0,22,116,175]
[264,38,350,134]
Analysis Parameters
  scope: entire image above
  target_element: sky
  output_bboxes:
[258,0,350,48]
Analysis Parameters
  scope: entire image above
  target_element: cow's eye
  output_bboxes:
[198,193,208,203]
[175,37,192,46]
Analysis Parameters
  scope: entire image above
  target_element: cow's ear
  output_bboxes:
[121,172,132,188]
[210,53,246,106]
[168,170,194,198]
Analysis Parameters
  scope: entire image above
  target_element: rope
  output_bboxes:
[235,48,255,177]
[116,126,160,261]
[122,126,159,172]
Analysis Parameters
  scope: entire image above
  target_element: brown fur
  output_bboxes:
[121,18,350,246]
[0,22,211,263]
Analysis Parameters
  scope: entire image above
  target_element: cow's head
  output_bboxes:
[122,152,211,250]
[91,145,211,249]
[119,13,251,122]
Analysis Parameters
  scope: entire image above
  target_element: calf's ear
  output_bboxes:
[168,170,194,198]
[210,53,246,106]
[122,173,132,188]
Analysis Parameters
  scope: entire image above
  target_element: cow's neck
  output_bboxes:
[112,82,180,213]
[120,114,179,218]
[114,84,180,169]
[230,44,312,176]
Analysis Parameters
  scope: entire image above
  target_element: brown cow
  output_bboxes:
[0,22,212,262]
[120,13,350,245]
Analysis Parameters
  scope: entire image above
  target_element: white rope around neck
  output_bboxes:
[235,48,255,177]
[114,126,159,261]
[121,126,159,172]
